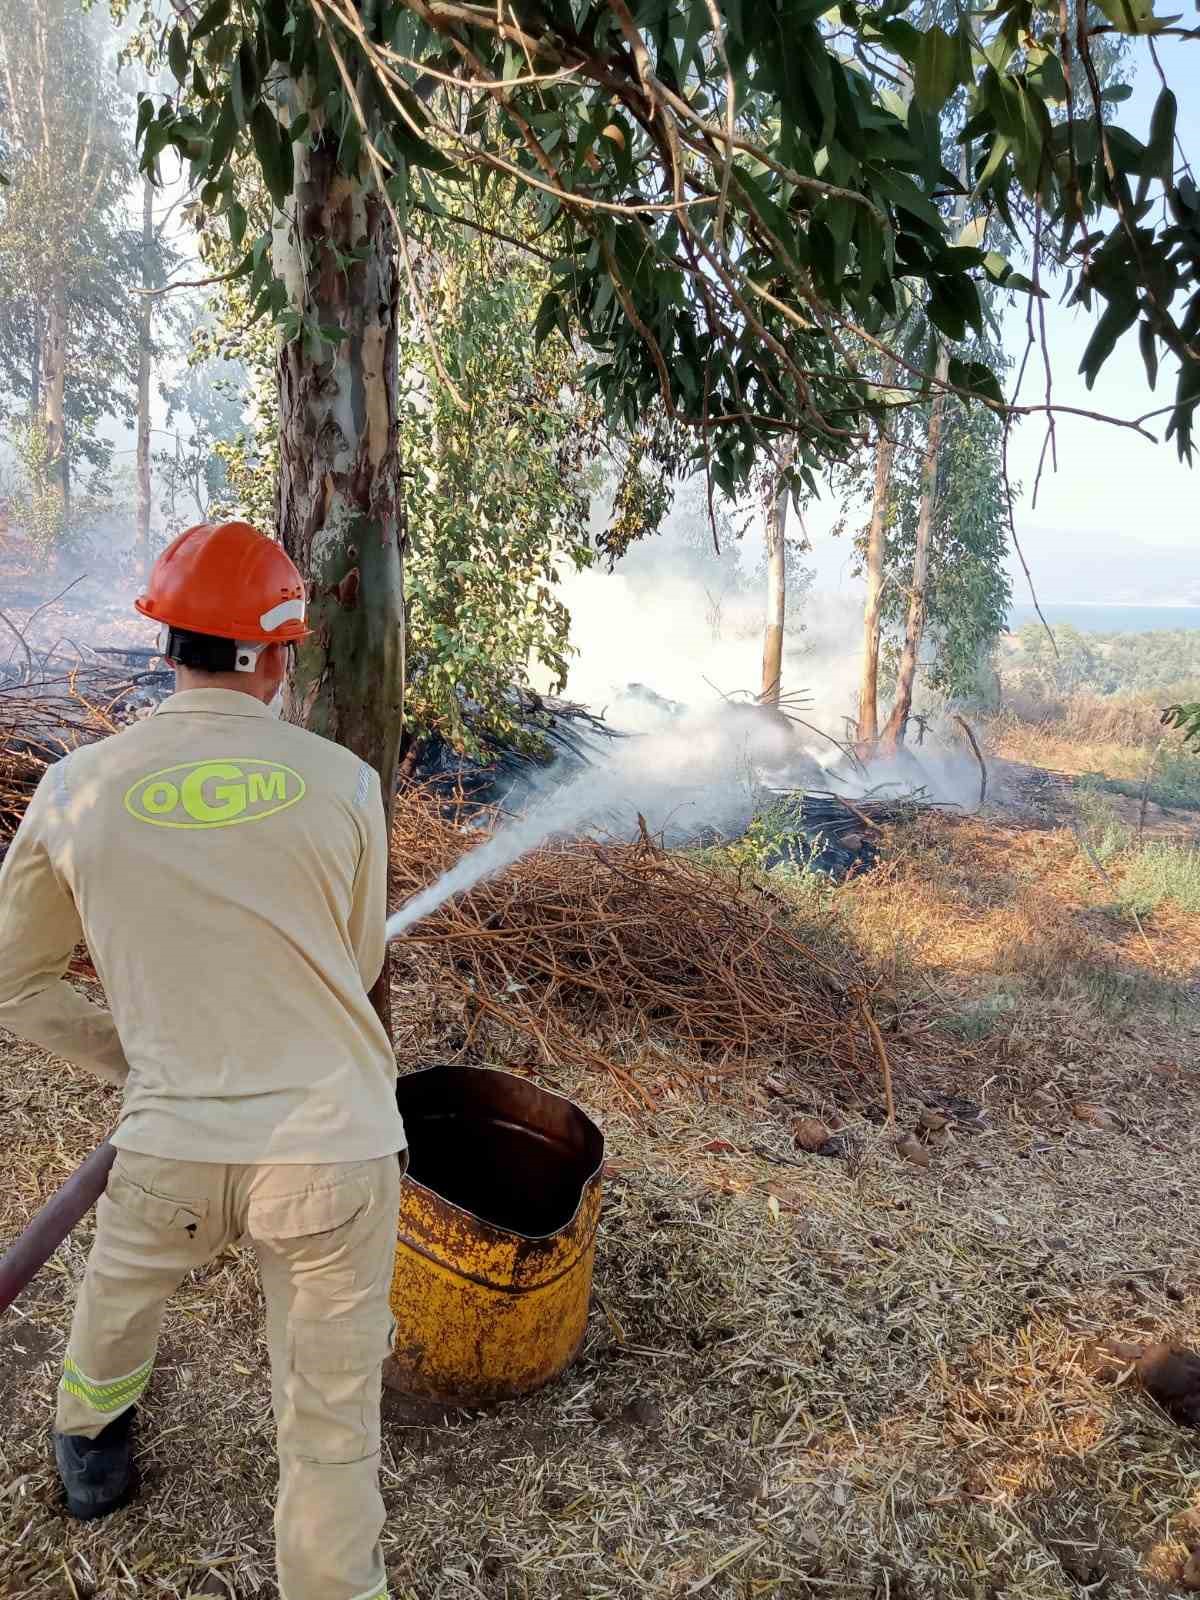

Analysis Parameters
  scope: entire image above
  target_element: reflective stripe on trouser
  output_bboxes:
[57,1149,404,1600]
[60,1353,154,1415]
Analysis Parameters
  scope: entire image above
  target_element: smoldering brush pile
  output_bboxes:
[389,788,873,1096]
[795,789,953,837]
[0,645,171,853]
[744,788,955,882]
[775,787,968,875]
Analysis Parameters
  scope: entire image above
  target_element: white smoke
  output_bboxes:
[386,475,990,934]
[386,701,801,938]
[544,560,869,753]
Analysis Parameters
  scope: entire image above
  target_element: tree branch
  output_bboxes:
[130,266,245,298]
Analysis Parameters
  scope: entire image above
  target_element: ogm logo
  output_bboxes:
[125,759,306,829]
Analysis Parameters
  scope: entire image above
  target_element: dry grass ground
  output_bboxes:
[984,697,1200,816]
[3,801,1200,1599]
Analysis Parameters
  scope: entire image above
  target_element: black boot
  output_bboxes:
[54,1406,138,1520]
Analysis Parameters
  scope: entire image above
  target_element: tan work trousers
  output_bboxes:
[57,1150,404,1600]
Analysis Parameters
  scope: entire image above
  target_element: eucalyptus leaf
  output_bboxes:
[1138,319,1159,390]
[1080,295,1141,387]
[1092,0,1181,33]
[251,101,288,206]
[914,24,967,111]
[948,356,1004,405]
[1145,88,1178,185]
[168,25,188,86]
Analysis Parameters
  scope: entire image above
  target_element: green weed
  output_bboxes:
[940,990,1018,1040]
[1119,840,1200,916]
[1073,780,1133,863]
[1098,744,1200,812]
[1072,779,1200,918]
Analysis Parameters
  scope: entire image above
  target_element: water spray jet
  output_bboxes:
[386,704,799,940]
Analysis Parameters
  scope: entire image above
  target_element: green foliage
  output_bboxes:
[1145,744,1200,809]
[1074,776,1135,861]
[1075,779,1200,915]
[598,413,688,568]
[398,192,602,753]
[192,153,604,751]
[179,144,279,531]
[1096,745,1200,812]
[836,340,1012,709]
[3,417,113,559]
[1161,700,1200,751]
[721,800,835,905]
[884,393,1013,703]
[752,532,815,616]
[996,684,1200,810]
[1010,622,1104,695]
[145,297,246,536]
[133,0,1200,501]
[0,0,151,510]
[4,421,73,556]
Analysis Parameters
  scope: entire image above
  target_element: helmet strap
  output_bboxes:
[159,626,265,675]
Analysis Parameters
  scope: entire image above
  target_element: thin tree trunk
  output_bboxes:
[135,172,154,576]
[877,148,968,758]
[878,346,951,756]
[273,113,405,1035]
[42,274,67,538]
[30,316,41,423]
[760,475,788,704]
[856,358,898,751]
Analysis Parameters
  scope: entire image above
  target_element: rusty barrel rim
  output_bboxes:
[395,1062,605,1244]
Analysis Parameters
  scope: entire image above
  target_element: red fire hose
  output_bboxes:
[0,1140,116,1314]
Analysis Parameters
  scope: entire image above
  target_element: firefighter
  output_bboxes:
[0,521,406,1600]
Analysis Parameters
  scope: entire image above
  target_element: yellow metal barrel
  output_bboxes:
[388,1064,604,1406]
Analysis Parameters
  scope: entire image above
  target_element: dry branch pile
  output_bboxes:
[0,648,170,852]
[391,790,871,1095]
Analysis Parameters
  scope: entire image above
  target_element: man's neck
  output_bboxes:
[173,668,270,704]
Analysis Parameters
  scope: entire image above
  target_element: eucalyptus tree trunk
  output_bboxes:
[30,319,41,423]
[43,276,68,535]
[856,359,898,751]
[877,153,967,757]
[272,112,405,1030]
[135,172,154,576]
[878,347,950,757]
[760,475,789,705]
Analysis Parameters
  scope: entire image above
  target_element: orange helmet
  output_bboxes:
[135,521,310,644]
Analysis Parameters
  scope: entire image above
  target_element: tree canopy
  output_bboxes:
[0,0,152,547]
[132,0,1199,496]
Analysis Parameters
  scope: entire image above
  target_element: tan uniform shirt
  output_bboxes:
[0,688,405,1164]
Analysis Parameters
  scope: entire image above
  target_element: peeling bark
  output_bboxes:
[273,111,405,1034]
[274,131,404,777]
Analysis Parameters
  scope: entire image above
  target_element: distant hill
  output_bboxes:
[1008,529,1200,608]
